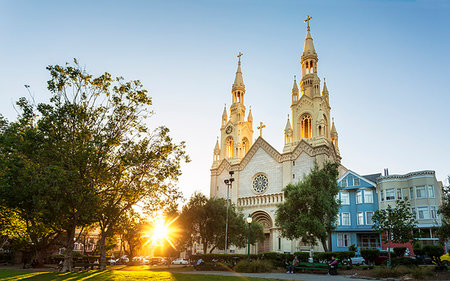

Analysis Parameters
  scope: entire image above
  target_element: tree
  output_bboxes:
[116,210,146,261]
[0,106,65,267]
[179,193,264,254]
[438,177,450,244]
[275,162,340,251]
[372,200,416,266]
[44,60,188,270]
[0,59,188,271]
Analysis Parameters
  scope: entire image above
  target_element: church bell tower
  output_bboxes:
[212,53,254,167]
[285,16,340,157]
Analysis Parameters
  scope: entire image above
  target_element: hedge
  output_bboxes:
[360,249,380,265]
[312,251,355,263]
[293,252,310,262]
[393,247,407,257]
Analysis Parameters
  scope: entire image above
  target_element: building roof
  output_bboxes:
[362,173,382,184]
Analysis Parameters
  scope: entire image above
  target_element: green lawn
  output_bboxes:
[0,269,283,281]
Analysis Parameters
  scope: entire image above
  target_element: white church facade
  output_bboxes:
[210,18,347,254]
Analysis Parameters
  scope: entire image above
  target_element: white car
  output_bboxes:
[351,255,366,265]
[172,258,189,265]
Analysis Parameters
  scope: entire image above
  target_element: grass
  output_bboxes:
[0,269,284,281]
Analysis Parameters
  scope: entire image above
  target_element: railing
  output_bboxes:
[237,193,283,207]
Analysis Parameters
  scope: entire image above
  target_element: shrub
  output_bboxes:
[293,252,310,262]
[361,249,380,265]
[371,266,405,278]
[313,252,333,263]
[258,252,278,260]
[393,247,407,257]
[234,260,273,273]
[348,244,357,252]
[388,257,419,267]
[411,266,434,279]
[423,245,445,266]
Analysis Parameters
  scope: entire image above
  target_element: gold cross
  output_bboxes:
[257,122,266,138]
[237,52,243,63]
[304,15,312,27]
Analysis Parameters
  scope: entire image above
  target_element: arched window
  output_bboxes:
[323,115,328,138]
[300,114,312,138]
[225,137,234,158]
[242,137,249,155]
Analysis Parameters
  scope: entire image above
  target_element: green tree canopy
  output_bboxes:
[0,59,188,271]
[178,192,264,254]
[275,162,340,251]
[372,200,416,265]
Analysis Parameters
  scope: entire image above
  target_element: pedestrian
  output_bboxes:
[328,256,338,275]
[286,256,299,274]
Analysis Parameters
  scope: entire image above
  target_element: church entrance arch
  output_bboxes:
[251,210,273,254]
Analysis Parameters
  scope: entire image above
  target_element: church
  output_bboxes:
[210,17,346,254]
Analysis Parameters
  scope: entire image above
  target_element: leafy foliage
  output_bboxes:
[360,249,380,265]
[0,59,188,271]
[178,193,264,254]
[423,245,445,267]
[372,200,416,265]
[275,162,340,251]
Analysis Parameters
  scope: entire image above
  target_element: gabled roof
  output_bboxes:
[338,170,377,188]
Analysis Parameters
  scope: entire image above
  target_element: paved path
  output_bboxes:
[179,271,368,281]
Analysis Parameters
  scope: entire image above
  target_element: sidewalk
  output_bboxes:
[179,271,368,281]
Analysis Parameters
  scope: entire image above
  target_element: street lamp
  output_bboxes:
[247,214,252,262]
[223,171,234,254]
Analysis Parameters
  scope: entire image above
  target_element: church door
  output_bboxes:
[258,233,271,253]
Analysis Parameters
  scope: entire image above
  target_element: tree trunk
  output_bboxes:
[387,231,392,267]
[321,237,328,252]
[61,226,76,272]
[209,245,217,253]
[203,239,208,254]
[99,230,107,270]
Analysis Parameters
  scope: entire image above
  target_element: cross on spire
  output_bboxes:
[304,15,312,28]
[237,52,243,63]
[257,122,266,138]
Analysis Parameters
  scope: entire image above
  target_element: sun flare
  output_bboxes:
[143,215,179,249]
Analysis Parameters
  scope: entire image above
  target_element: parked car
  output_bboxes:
[350,255,365,265]
[172,258,189,265]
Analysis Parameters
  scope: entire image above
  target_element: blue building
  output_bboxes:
[331,171,382,253]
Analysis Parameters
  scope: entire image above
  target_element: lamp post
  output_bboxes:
[247,214,252,262]
[223,171,234,254]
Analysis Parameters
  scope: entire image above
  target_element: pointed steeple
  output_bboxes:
[232,52,245,93]
[331,118,337,136]
[322,78,329,96]
[331,117,338,148]
[302,15,317,60]
[292,75,299,95]
[214,137,220,154]
[247,106,253,122]
[284,115,292,133]
[222,104,227,119]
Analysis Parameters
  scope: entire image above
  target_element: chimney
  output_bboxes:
[384,168,389,176]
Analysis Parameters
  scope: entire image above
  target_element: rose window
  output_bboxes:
[252,174,268,193]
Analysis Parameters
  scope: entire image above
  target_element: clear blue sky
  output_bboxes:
[1,0,449,200]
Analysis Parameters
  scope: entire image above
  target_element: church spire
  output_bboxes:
[247,106,253,123]
[232,52,245,99]
[301,15,317,61]
[300,15,320,97]
[292,75,299,102]
[322,78,329,96]
[222,104,227,126]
